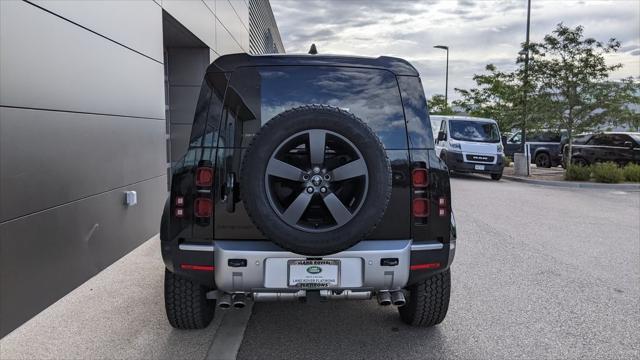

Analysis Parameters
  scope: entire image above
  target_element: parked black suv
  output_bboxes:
[160,54,456,330]
[563,132,640,166]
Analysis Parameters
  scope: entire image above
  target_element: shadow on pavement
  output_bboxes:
[237,300,452,360]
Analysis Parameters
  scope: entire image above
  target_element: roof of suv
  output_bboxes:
[207,53,420,76]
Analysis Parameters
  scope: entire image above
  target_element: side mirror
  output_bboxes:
[501,136,507,145]
[624,141,635,149]
[437,131,447,142]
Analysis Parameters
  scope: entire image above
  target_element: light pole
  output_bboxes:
[434,45,449,106]
[521,0,531,175]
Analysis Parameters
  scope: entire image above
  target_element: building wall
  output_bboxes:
[0,0,283,337]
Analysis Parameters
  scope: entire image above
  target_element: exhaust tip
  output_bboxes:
[391,291,406,306]
[377,291,392,306]
[218,293,232,308]
[231,293,246,308]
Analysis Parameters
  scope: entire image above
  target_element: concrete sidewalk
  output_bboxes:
[0,236,223,360]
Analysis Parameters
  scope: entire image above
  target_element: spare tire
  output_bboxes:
[241,105,392,255]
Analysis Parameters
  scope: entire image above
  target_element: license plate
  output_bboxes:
[288,259,339,288]
[474,164,485,170]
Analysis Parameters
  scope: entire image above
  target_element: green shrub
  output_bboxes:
[565,164,591,181]
[623,163,640,182]
[591,162,625,183]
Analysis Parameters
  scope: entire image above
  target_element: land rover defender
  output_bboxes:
[160,53,456,329]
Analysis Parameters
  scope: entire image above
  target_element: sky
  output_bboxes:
[271,0,640,101]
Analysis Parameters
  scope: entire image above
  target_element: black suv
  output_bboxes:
[563,132,640,166]
[160,54,456,329]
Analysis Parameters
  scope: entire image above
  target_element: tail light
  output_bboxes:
[412,166,429,223]
[194,198,213,218]
[412,168,428,187]
[195,167,214,187]
[175,207,184,218]
[175,196,184,206]
[412,198,429,217]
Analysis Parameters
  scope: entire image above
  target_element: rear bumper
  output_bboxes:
[445,151,505,174]
[163,239,454,290]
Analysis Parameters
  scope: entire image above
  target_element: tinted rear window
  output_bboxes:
[220,66,407,149]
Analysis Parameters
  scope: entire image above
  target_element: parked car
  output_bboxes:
[160,53,456,329]
[432,115,506,180]
[563,132,640,166]
[503,130,564,168]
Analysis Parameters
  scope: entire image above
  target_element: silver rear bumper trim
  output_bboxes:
[410,242,444,251]
[179,243,214,252]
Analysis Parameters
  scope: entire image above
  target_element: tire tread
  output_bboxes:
[399,269,451,326]
[164,269,214,329]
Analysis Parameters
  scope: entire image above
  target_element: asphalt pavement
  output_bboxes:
[237,175,640,359]
[1,176,638,359]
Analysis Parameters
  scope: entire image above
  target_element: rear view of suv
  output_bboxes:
[160,54,456,329]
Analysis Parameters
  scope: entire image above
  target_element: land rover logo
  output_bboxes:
[307,266,322,274]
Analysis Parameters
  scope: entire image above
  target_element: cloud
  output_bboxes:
[272,0,640,100]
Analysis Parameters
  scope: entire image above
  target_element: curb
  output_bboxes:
[502,174,640,190]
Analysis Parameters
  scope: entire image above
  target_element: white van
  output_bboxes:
[431,115,506,180]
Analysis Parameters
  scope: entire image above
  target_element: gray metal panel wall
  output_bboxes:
[0,0,166,337]
[0,176,166,337]
[0,0,282,337]
[0,107,166,222]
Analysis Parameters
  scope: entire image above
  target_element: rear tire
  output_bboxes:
[399,269,451,327]
[491,172,502,181]
[164,269,215,329]
[572,157,589,167]
[535,152,551,168]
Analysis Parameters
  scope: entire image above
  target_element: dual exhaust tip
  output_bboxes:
[218,293,246,309]
[377,291,406,306]
[218,291,405,308]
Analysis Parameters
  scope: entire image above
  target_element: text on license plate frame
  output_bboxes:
[288,259,340,288]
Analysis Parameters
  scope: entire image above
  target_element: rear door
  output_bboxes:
[215,66,411,240]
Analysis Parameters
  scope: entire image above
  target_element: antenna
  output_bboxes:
[308,44,318,55]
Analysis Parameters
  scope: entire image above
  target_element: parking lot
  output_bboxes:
[1,176,638,359]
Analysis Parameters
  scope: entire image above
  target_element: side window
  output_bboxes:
[509,133,522,144]
[189,72,228,148]
[588,134,612,146]
[397,76,434,149]
[221,66,407,149]
[610,134,630,147]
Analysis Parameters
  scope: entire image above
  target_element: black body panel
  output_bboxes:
[161,54,454,288]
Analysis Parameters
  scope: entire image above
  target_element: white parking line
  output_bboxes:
[205,303,254,360]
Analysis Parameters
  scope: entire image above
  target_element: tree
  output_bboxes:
[527,23,630,164]
[428,94,455,115]
[454,64,524,134]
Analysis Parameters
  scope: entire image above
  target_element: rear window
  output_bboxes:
[219,66,408,149]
